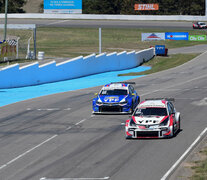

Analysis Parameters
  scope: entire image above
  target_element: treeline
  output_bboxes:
[0,0,204,15]
[83,0,205,15]
[0,0,25,13]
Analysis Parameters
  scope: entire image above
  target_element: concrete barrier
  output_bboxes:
[0,48,154,89]
[0,13,207,21]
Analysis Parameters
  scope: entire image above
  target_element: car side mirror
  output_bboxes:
[94,93,98,96]
[132,93,135,96]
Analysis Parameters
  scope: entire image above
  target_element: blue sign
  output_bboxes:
[155,45,166,55]
[44,0,82,14]
[165,32,189,40]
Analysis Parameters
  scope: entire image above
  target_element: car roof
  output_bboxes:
[102,83,129,90]
[138,99,168,108]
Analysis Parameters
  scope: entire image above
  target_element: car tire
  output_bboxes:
[178,117,181,132]
[171,124,175,138]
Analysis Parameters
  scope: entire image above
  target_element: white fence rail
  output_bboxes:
[0,14,207,21]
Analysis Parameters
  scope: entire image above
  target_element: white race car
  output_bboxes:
[125,98,180,139]
[193,22,207,29]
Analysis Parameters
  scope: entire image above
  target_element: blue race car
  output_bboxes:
[92,82,140,114]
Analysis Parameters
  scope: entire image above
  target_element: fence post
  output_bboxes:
[99,27,102,54]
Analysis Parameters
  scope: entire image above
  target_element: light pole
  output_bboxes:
[4,0,8,41]
[99,28,101,54]
[206,0,207,16]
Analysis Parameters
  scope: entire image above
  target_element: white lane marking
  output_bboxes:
[0,119,86,171]
[38,108,60,111]
[40,177,110,180]
[66,126,72,130]
[45,20,71,26]
[27,108,71,111]
[0,135,58,171]
[75,119,86,126]
[161,127,207,180]
[64,108,71,111]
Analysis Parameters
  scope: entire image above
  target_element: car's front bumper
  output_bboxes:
[93,103,132,114]
[126,127,171,139]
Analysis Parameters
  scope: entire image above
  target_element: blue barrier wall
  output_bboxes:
[0,48,154,89]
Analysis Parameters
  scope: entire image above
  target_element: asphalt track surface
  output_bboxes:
[0,48,207,180]
[0,19,196,29]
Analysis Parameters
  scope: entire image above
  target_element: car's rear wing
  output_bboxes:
[111,82,136,85]
[145,98,175,102]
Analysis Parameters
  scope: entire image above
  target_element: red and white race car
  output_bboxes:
[193,22,207,29]
[125,98,180,139]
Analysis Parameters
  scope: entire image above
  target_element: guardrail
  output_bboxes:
[0,13,207,21]
[0,48,154,89]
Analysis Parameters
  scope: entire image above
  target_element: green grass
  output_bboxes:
[1,27,206,59]
[118,53,199,76]
[190,149,207,180]
[35,27,207,58]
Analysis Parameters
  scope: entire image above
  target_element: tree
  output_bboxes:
[0,0,26,13]
[83,0,205,15]
[83,0,122,14]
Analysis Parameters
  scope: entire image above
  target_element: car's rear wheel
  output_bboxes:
[177,117,181,132]
[170,124,175,138]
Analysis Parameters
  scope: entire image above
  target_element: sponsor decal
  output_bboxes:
[104,96,119,102]
[189,35,206,41]
[155,45,166,55]
[142,33,165,41]
[165,32,189,40]
[134,4,159,11]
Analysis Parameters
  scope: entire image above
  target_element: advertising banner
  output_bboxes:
[44,0,82,14]
[155,45,166,55]
[165,32,189,40]
[142,33,165,41]
[134,4,159,11]
[189,35,206,41]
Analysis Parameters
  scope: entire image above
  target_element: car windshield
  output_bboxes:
[134,107,167,116]
[100,89,128,95]
[199,22,205,25]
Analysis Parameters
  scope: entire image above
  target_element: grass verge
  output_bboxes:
[190,148,207,180]
[1,27,206,59]
[118,53,200,76]
[33,27,207,58]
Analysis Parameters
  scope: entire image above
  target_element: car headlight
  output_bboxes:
[96,98,102,104]
[120,101,127,104]
[129,118,136,127]
[159,117,169,126]
[120,99,128,104]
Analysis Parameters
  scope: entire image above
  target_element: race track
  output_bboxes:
[0,19,195,29]
[0,50,207,180]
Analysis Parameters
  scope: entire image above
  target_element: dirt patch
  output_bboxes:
[23,0,43,13]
